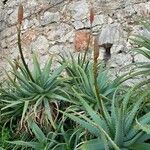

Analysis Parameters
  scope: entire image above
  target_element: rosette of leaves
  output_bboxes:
[59,53,123,105]
[129,21,150,86]
[63,88,150,150]
[0,54,67,130]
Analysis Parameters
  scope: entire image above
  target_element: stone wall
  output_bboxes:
[0,0,150,80]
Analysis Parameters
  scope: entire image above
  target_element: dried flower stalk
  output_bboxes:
[17,4,34,82]
[18,4,24,25]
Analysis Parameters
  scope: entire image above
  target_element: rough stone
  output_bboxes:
[47,23,71,42]
[72,21,84,30]
[40,11,60,25]
[31,35,49,53]
[60,30,74,43]
[69,0,89,20]
[98,23,123,45]
[8,8,18,25]
[0,0,150,81]
[74,30,91,52]
[110,53,132,68]
[49,45,64,54]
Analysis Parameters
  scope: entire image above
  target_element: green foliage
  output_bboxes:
[0,20,150,150]
[9,120,84,150]
[63,88,150,149]
[59,53,123,105]
[0,54,66,130]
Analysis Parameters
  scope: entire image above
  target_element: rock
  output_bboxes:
[7,8,14,15]
[49,45,63,54]
[111,43,127,54]
[8,8,18,25]
[73,21,84,30]
[98,23,123,46]
[60,30,74,43]
[26,0,37,7]
[0,0,150,81]
[134,2,150,17]
[74,30,91,52]
[110,53,132,68]
[23,19,29,30]
[6,0,20,8]
[0,1,3,8]
[0,26,17,38]
[69,0,88,20]
[40,11,60,25]
[124,5,136,16]
[83,14,105,28]
[33,18,40,27]
[1,39,7,48]
[47,23,71,42]
[31,36,49,52]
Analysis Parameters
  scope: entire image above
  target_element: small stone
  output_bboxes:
[84,14,105,28]
[8,8,18,25]
[74,30,91,52]
[47,23,71,42]
[31,36,49,53]
[72,21,84,30]
[7,0,20,8]
[23,19,29,30]
[93,15,105,26]
[60,30,74,43]
[33,18,40,26]
[7,8,14,15]
[40,11,60,25]
[111,43,127,54]
[1,39,7,48]
[69,0,88,20]
[49,45,63,54]
[98,23,123,46]
[0,26,17,38]
[110,53,132,68]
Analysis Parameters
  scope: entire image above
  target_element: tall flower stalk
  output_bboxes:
[82,7,94,66]
[17,4,34,82]
[93,37,105,117]
[90,7,105,117]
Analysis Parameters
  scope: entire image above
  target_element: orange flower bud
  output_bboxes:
[18,4,24,25]
[90,7,94,24]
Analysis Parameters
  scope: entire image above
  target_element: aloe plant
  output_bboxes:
[0,4,68,131]
[0,54,67,130]
[63,88,150,150]
[60,53,123,106]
